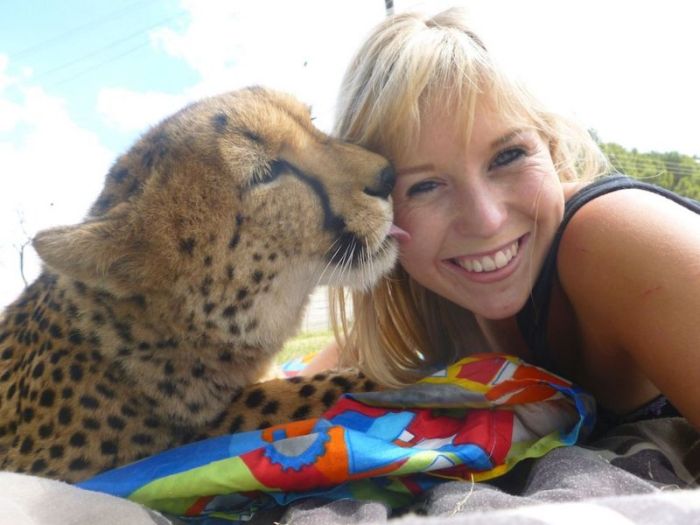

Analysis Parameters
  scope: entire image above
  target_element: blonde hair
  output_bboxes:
[330,8,610,387]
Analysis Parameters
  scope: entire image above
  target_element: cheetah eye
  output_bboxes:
[269,159,291,178]
[250,159,291,187]
[243,130,263,144]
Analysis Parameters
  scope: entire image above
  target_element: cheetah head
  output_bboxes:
[32,87,398,347]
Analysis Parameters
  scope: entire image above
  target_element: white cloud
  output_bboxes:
[0,68,113,304]
[2,0,698,307]
[97,88,189,132]
[428,0,700,155]
[137,0,700,154]
[0,54,10,90]
[0,100,22,133]
[93,1,386,140]
[0,56,23,133]
[149,0,385,132]
[150,0,246,82]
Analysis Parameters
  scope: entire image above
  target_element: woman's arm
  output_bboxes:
[558,188,700,428]
[300,340,342,376]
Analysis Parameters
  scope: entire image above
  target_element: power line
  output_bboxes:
[607,163,699,177]
[606,152,699,163]
[602,145,699,158]
[47,40,152,88]
[9,0,154,60]
[594,149,700,180]
[604,154,700,171]
[32,10,188,83]
[607,156,699,167]
[607,167,699,179]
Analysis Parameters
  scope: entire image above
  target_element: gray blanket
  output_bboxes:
[2,418,698,525]
[250,417,700,525]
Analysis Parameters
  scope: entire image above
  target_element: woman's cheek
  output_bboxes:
[398,241,423,276]
[392,206,414,245]
[535,171,565,218]
[395,209,434,270]
[392,199,411,229]
[394,207,425,245]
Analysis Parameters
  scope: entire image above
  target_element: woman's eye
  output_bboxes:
[406,180,440,197]
[491,148,525,169]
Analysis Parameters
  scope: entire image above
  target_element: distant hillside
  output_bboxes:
[600,142,700,200]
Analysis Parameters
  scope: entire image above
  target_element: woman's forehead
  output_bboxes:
[392,102,541,170]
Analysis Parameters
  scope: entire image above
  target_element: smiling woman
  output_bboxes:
[2,1,699,312]
[1,3,700,523]
[391,106,566,321]
[308,7,700,441]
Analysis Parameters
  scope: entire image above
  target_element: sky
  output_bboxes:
[1,0,699,306]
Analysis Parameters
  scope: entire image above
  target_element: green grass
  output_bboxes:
[277,329,334,364]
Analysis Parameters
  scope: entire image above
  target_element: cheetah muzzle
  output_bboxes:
[0,87,397,482]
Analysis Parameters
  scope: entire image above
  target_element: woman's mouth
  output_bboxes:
[454,239,519,272]
[447,235,527,280]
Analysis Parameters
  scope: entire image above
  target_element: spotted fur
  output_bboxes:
[0,87,396,482]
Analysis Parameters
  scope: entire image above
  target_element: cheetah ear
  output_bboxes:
[32,209,144,292]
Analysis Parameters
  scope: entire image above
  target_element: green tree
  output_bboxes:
[599,142,700,199]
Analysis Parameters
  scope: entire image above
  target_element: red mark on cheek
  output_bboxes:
[640,285,662,299]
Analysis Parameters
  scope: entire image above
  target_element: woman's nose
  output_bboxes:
[453,180,508,237]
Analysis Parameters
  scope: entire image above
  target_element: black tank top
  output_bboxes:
[516,175,699,427]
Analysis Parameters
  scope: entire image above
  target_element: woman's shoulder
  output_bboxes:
[555,179,700,425]
[560,179,698,247]
[562,175,699,220]
[557,179,699,293]
[556,178,700,344]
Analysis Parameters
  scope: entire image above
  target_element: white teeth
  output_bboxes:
[481,255,496,271]
[455,240,519,273]
[494,250,508,269]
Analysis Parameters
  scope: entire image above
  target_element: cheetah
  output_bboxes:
[0,87,397,482]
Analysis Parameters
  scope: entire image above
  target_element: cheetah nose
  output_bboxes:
[363,165,395,200]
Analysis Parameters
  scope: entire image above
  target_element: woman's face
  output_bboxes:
[392,102,564,320]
